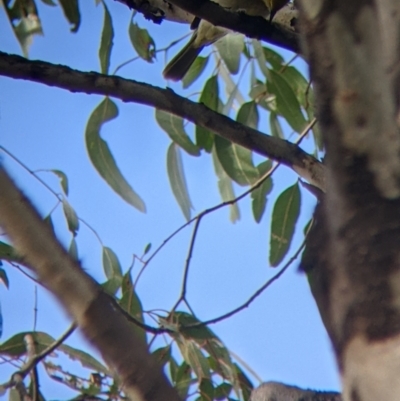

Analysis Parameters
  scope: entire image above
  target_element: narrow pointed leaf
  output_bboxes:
[214,136,258,186]
[196,76,219,152]
[51,169,69,195]
[167,143,193,221]
[269,183,301,266]
[62,199,79,236]
[0,268,9,289]
[59,0,80,32]
[102,246,123,280]
[86,98,146,212]
[251,160,273,223]
[267,69,307,133]
[120,270,146,343]
[156,110,200,156]
[129,21,156,62]
[269,112,284,139]
[215,33,244,74]
[183,56,209,88]
[68,237,78,260]
[236,101,259,130]
[212,148,240,222]
[99,2,114,74]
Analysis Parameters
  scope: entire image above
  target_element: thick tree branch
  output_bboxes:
[0,168,180,401]
[117,0,300,53]
[0,51,325,191]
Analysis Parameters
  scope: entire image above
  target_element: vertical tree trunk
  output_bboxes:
[299,1,400,400]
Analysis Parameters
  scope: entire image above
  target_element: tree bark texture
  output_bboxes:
[299,1,400,400]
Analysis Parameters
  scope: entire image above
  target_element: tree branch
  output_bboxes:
[0,167,181,401]
[117,0,299,53]
[0,51,325,192]
[163,0,300,53]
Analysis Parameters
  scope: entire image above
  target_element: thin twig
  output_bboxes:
[184,238,307,328]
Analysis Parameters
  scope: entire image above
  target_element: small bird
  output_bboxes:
[163,0,290,81]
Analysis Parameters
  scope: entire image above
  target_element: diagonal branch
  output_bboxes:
[0,51,326,191]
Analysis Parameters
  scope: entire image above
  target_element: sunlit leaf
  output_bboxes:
[252,40,269,77]
[212,148,240,223]
[129,21,156,62]
[99,2,114,74]
[269,183,301,266]
[267,69,308,133]
[215,33,244,75]
[196,76,219,152]
[86,97,146,212]
[156,110,200,156]
[183,56,209,88]
[102,246,123,280]
[177,339,210,380]
[62,199,79,236]
[59,0,80,32]
[167,143,193,221]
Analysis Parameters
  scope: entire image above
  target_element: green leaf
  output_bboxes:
[129,21,156,62]
[234,364,253,401]
[143,243,151,256]
[102,246,123,280]
[14,15,43,57]
[237,101,259,130]
[212,147,240,223]
[152,345,171,368]
[251,40,269,78]
[269,183,301,266]
[68,237,78,260]
[269,112,284,139]
[59,343,109,374]
[200,378,215,401]
[120,270,146,343]
[62,199,79,236]
[177,339,210,380]
[99,2,114,74]
[175,361,192,399]
[267,69,308,133]
[40,0,57,5]
[51,169,69,195]
[280,66,310,108]
[155,110,200,156]
[214,136,258,186]
[251,160,273,223]
[215,33,244,74]
[262,47,284,70]
[167,143,193,221]
[215,383,232,400]
[0,268,9,289]
[196,76,219,152]
[102,247,123,293]
[85,98,146,212]
[0,241,20,263]
[183,56,209,89]
[58,0,80,32]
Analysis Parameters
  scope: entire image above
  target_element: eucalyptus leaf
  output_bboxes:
[85,98,146,212]
[183,56,209,88]
[99,2,114,74]
[167,143,193,221]
[215,33,244,74]
[269,183,301,266]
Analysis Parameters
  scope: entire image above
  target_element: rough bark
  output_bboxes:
[0,51,326,192]
[299,1,400,400]
[116,0,300,53]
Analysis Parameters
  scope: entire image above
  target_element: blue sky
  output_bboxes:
[0,1,339,398]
